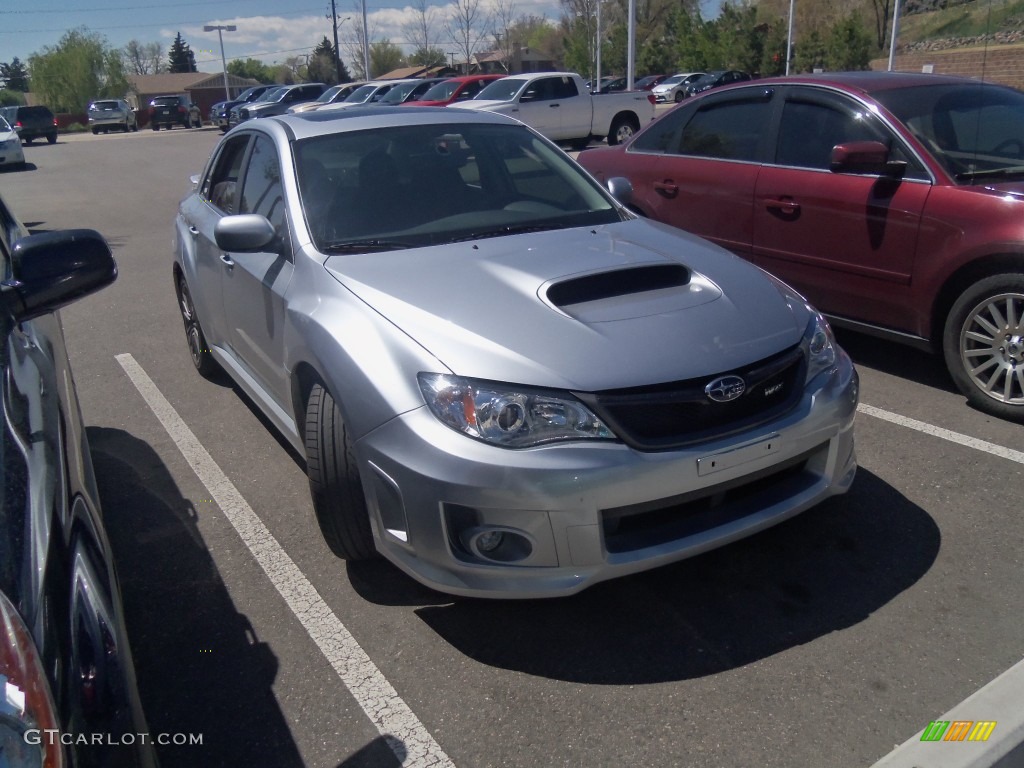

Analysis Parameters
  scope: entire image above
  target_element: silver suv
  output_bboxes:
[88,98,138,134]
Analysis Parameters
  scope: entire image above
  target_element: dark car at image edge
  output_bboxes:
[577,71,1024,422]
[0,192,157,767]
[0,105,58,145]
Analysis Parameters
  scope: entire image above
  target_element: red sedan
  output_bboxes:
[578,72,1024,422]
[402,74,505,107]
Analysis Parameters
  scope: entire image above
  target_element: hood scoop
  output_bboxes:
[543,263,722,323]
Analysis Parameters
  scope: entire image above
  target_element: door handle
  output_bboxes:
[220,254,235,268]
[188,225,199,236]
[549,103,560,108]
[765,197,801,215]
[653,180,679,199]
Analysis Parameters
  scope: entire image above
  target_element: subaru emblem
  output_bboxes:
[705,375,746,403]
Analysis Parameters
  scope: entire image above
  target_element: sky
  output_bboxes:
[1,0,724,74]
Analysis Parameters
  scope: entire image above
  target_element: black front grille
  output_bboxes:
[575,345,805,451]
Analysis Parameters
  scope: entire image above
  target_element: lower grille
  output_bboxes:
[575,345,805,451]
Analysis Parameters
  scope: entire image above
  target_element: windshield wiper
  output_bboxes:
[450,222,565,243]
[321,239,413,253]
[955,165,1024,183]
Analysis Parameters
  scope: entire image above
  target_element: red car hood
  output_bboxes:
[405,99,450,107]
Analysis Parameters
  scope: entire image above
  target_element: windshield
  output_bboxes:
[315,85,345,103]
[477,78,527,101]
[255,87,285,103]
[296,122,622,253]
[379,82,420,104]
[0,117,10,132]
[343,84,380,103]
[421,80,461,101]
[875,82,1024,182]
[660,75,684,87]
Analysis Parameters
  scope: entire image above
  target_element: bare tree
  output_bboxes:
[341,1,375,79]
[403,0,438,54]
[492,0,518,72]
[445,0,490,74]
[123,40,165,75]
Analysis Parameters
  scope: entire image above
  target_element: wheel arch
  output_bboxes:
[931,252,1024,344]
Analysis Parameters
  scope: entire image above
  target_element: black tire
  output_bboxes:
[46,133,56,144]
[23,137,33,145]
[943,273,1024,422]
[91,127,99,135]
[608,114,640,146]
[123,119,130,132]
[305,383,376,561]
[131,122,139,132]
[673,90,684,103]
[176,276,219,378]
[152,124,159,131]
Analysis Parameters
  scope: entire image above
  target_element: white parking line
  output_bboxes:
[858,403,1024,465]
[115,353,455,768]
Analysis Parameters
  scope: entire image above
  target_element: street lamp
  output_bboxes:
[204,24,237,103]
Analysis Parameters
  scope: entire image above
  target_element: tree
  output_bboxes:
[308,36,350,84]
[445,0,489,74]
[492,0,518,72]
[168,32,197,73]
[28,28,130,112]
[0,58,30,91]
[369,39,405,77]
[409,47,447,67]
[403,0,440,62]
[0,90,26,107]
[227,58,275,83]
[826,13,873,70]
[123,40,165,75]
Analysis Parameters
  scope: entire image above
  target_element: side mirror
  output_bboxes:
[214,214,276,252]
[606,177,634,206]
[830,141,906,177]
[3,230,117,322]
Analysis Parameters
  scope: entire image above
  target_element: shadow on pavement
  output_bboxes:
[834,328,956,394]
[335,735,405,767]
[413,469,939,684]
[89,426,305,767]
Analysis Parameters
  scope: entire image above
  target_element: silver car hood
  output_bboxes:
[324,220,808,391]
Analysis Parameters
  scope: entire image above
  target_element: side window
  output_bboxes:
[459,81,482,99]
[677,97,771,161]
[203,135,250,214]
[553,76,579,99]
[239,136,289,257]
[523,78,557,102]
[630,105,692,154]
[775,97,922,176]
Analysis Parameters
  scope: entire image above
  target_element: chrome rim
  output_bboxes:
[615,123,634,144]
[960,291,1024,405]
[179,283,203,366]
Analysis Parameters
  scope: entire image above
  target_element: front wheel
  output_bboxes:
[608,114,640,146]
[943,274,1024,422]
[305,383,377,560]
[177,276,219,378]
[673,90,684,103]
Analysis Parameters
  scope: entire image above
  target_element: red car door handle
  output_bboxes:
[653,181,679,198]
[765,197,801,214]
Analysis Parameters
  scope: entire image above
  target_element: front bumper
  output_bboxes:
[354,353,859,598]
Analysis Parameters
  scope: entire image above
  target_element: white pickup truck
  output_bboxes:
[449,72,655,149]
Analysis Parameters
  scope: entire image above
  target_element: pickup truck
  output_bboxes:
[449,72,655,149]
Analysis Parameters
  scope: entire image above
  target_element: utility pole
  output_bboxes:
[204,24,236,102]
[361,0,370,80]
[330,0,343,82]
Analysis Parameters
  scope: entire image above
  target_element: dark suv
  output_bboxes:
[148,94,202,130]
[0,105,58,144]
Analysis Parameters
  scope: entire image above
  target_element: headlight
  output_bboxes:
[418,373,616,448]
[804,311,837,381]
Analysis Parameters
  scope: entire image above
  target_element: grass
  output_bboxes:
[900,0,1024,42]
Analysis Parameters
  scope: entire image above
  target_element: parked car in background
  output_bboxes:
[87,98,138,134]
[635,74,669,91]
[683,70,752,97]
[0,191,158,768]
[450,72,655,148]
[0,105,58,144]
[577,72,1024,422]
[317,80,416,111]
[149,94,202,130]
[237,82,327,122]
[229,86,286,129]
[651,73,705,103]
[589,76,628,93]
[0,116,25,169]
[211,84,281,131]
[371,78,449,106]
[288,82,364,113]
[403,74,504,107]
[173,107,857,597]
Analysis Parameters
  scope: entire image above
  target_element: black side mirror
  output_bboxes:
[3,230,117,322]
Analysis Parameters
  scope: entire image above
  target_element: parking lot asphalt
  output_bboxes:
[3,124,1023,768]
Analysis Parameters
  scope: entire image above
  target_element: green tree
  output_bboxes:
[308,37,350,84]
[369,39,405,77]
[0,90,27,107]
[793,28,826,72]
[0,58,30,91]
[168,32,197,73]
[409,47,447,67]
[825,13,873,70]
[227,58,275,83]
[28,28,130,112]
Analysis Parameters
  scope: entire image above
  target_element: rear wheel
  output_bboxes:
[176,276,219,378]
[91,127,99,135]
[608,114,640,146]
[305,383,377,561]
[152,124,159,131]
[943,274,1024,422]
[673,90,684,103]
[46,133,56,144]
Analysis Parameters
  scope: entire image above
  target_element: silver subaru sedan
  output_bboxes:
[174,108,858,598]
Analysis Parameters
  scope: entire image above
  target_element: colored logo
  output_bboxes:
[705,375,745,403]
[921,720,997,742]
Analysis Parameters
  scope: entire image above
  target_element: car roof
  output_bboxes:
[750,70,995,96]
[254,105,523,141]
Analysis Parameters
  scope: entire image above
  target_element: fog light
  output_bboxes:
[476,530,504,552]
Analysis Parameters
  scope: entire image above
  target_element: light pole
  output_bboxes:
[361,0,370,80]
[204,24,236,102]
